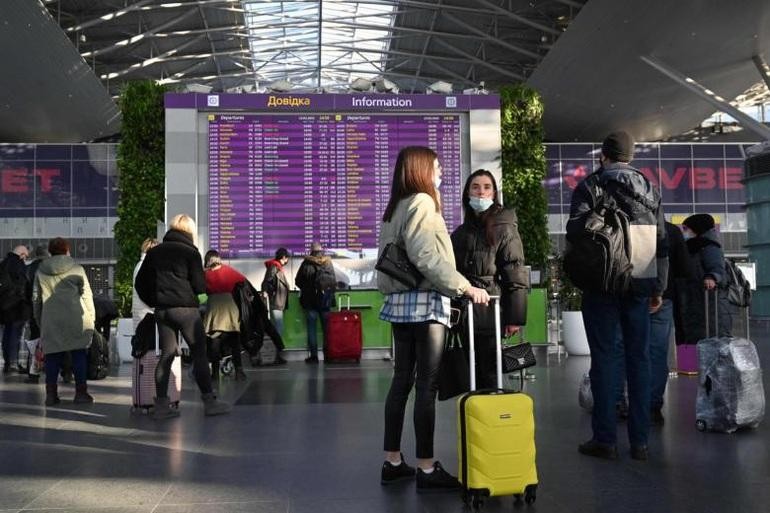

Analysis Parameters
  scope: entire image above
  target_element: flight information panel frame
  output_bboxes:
[207,112,463,257]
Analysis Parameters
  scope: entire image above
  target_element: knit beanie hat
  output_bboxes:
[683,213,715,236]
[601,131,635,162]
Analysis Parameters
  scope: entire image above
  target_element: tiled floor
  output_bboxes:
[1,324,769,513]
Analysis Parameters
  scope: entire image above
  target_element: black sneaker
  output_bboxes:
[380,455,416,485]
[304,356,319,364]
[651,408,665,425]
[416,461,461,493]
[578,439,618,460]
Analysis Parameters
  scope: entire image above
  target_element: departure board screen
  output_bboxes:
[208,113,463,257]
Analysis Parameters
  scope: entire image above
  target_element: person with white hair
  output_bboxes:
[135,214,231,419]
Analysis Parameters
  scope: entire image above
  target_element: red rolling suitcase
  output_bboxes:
[324,293,363,362]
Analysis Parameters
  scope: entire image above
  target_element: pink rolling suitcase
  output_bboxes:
[131,322,182,413]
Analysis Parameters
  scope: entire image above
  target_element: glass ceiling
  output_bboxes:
[242,0,396,90]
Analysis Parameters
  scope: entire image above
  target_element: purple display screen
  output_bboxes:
[208,113,463,257]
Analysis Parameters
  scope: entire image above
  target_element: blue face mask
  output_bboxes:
[469,196,494,212]
[682,229,694,240]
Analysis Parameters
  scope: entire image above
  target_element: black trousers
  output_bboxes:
[207,331,243,370]
[155,307,213,397]
[383,321,445,459]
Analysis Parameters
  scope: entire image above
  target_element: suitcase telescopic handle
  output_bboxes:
[338,292,351,311]
[467,295,503,391]
[704,288,718,339]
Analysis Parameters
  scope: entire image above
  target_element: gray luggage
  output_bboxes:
[695,290,764,433]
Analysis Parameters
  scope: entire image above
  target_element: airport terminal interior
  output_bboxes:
[3,0,770,512]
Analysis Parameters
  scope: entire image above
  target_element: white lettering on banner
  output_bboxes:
[350,97,414,108]
[266,96,312,107]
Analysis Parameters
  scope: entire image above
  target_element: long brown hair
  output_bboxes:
[382,146,441,222]
[462,169,503,246]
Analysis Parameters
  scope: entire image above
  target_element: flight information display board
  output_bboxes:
[208,113,462,256]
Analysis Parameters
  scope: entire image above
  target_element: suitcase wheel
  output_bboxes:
[696,419,707,432]
[524,484,537,504]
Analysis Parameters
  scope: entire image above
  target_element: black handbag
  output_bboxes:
[437,328,470,401]
[501,341,536,373]
[375,242,423,288]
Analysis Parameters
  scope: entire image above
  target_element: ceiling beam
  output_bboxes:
[442,11,540,60]
[641,55,770,141]
[64,0,155,32]
[81,8,200,58]
[432,37,525,81]
[473,0,561,35]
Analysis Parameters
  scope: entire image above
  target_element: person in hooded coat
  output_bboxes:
[32,238,95,406]
[679,214,733,339]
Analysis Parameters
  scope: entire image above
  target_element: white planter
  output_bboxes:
[562,311,590,356]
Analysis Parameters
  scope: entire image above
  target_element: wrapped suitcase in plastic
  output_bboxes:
[458,297,538,509]
[324,293,362,363]
[131,321,182,413]
[695,290,765,432]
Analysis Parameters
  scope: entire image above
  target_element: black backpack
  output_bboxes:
[87,331,110,380]
[724,259,752,307]
[564,195,633,297]
[314,265,337,308]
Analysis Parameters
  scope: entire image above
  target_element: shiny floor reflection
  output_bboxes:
[1,322,769,512]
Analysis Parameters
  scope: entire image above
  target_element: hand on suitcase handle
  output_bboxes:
[463,285,490,305]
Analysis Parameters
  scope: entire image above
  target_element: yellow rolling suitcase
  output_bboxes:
[458,297,538,508]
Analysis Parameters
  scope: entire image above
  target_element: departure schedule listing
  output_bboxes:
[208,113,462,257]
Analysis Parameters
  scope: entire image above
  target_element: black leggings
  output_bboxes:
[208,331,243,369]
[155,307,212,397]
[383,321,446,459]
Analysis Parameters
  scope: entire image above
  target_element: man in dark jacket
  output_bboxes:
[567,131,668,461]
[1,245,31,373]
[295,242,336,363]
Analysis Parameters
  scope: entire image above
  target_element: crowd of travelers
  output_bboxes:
[0,137,737,490]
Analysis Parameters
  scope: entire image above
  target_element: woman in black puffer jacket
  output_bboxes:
[135,214,230,419]
[451,170,529,388]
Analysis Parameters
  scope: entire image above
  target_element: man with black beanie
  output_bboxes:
[567,131,669,461]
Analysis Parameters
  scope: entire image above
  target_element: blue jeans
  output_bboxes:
[45,349,87,386]
[306,308,328,358]
[582,291,651,447]
[2,320,24,368]
[614,299,673,409]
[271,309,284,336]
[649,299,673,409]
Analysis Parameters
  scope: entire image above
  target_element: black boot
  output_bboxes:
[45,384,60,406]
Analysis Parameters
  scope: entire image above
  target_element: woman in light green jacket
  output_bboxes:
[378,146,489,492]
[32,237,95,406]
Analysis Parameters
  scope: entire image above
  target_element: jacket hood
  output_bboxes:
[38,255,77,276]
[599,163,660,216]
[264,259,283,270]
[304,254,332,266]
[687,228,722,253]
[163,229,196,247]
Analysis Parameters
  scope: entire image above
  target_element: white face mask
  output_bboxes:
[469,196,494,212]
[433,176,442,189]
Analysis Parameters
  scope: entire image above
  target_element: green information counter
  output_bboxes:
[280,288,548,350]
